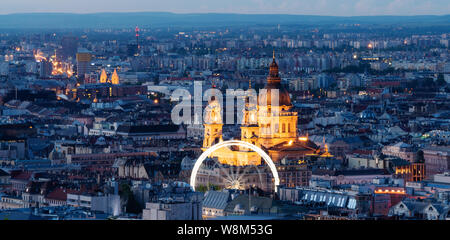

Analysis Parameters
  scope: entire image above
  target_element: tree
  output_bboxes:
[195,183,221,192]
[417,150,424,163]
[126,194,142,214]
[119,183,142,214]
[196,185,208,192]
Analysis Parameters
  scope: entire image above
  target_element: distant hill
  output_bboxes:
[0,12,449,29]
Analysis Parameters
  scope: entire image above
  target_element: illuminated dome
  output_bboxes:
[258,53,291,107]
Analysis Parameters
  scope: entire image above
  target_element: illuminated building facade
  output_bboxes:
[195,55,321,192]
[202,55,320,167]
[76,83,146,101]
[76,50,92,80]
[277,162,311,187]
[394,163,426,182]
[98,68,119,85]
[373,187,407,216]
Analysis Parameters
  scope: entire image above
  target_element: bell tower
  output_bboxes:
[241,85,259,147]
[111,68,120,85]
[100,69,107,83]
[203,98,223,148]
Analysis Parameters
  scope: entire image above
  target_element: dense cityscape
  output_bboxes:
[0,12,449,221]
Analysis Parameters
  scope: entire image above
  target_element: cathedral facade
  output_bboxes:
[202,55,321,167]
[100,68,120,85]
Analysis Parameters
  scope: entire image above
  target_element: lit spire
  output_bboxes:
[100,69,107,83]
[268,50,280,83]
[111,68,119,85]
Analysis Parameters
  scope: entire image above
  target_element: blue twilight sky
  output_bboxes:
[1,0,449,16]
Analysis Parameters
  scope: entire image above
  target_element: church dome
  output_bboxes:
[258,54,291,107]
[259,83,292,107]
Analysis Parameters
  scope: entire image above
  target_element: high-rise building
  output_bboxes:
[61,36,79,60]
[76,49,92,80]
[39,59,52,78]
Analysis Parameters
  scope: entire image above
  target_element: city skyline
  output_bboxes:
[0,0,449,224]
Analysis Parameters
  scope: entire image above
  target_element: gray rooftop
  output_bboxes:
[202,190,230,210]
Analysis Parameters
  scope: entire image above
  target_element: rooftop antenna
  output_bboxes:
[135,26,140,49]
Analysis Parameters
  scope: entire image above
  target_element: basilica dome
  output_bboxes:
[258,55,291,107]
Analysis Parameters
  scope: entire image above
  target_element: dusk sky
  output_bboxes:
[1,0,449,16]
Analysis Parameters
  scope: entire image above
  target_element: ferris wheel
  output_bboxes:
[190,140,280,193]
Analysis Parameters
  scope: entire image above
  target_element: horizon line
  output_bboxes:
[1,11,449,18]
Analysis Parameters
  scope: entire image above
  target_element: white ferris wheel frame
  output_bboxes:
[190,140,280,192]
